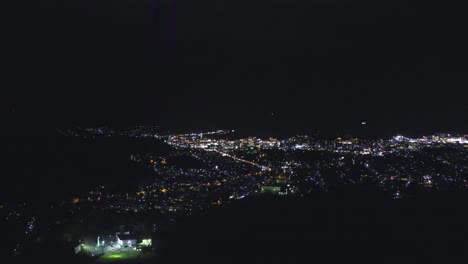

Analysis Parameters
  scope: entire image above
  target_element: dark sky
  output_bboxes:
[4,0,468,136]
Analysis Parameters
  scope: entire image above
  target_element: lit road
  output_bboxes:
[210,149,266,169]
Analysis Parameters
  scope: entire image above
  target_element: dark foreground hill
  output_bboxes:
[8,189,468,264]
[155,190,468,263]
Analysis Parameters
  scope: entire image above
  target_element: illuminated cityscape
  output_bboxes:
[3,126,468,262]
[4,0,468,262]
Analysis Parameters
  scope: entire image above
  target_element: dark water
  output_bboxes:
[1,134,170,203]
[179,120,468,140]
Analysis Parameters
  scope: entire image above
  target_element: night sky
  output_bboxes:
[4,0,468,136]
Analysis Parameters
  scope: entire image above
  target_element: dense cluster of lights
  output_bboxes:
[5,127,468,258]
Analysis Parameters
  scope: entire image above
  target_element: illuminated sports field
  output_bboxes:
[97,250,151,263]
